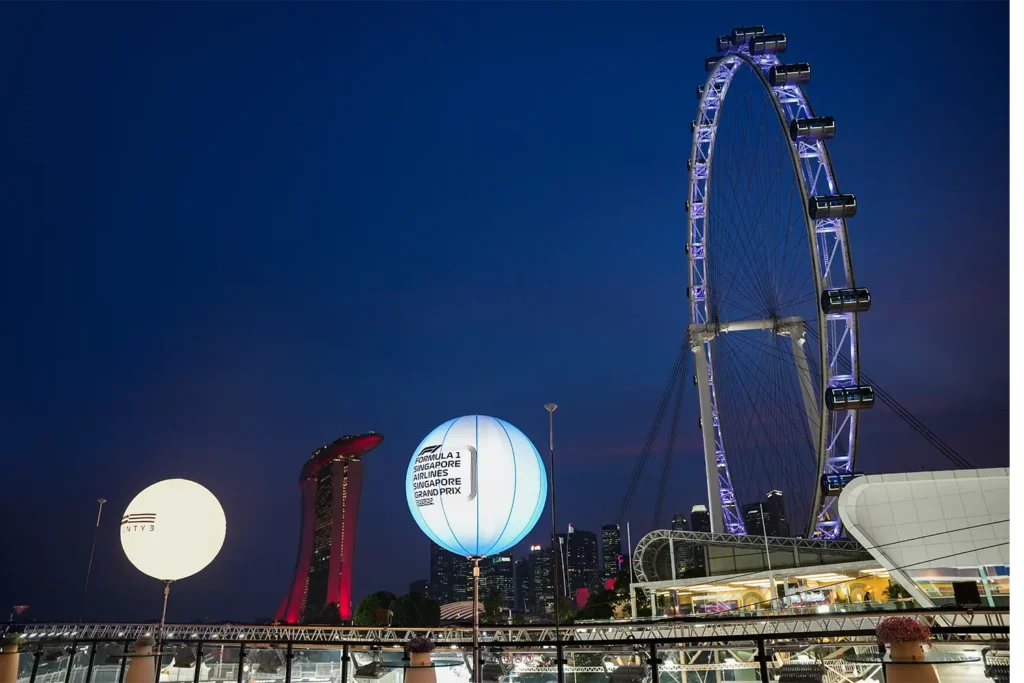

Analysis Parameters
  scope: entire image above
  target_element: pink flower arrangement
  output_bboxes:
[875,617,931,643]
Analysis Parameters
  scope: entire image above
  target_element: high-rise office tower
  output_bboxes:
[671,514,690,532]
[514,556,532,612]
[690,504,710,577]
[601,524,622,581]
[428,541,472,604]
[741,491,789,538]
[530,544,555,615]
[742,502,766,536]
[764,489,789,537]
[409,579,428,596]
[669,513,693,576]
[275,433,383,623]
[481,551,515,610]
[566,524,599,594]
[690,505,711,532]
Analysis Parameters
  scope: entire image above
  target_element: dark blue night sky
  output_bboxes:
[0,2,1007,622]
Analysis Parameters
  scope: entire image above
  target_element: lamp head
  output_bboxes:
[544,403,558,413]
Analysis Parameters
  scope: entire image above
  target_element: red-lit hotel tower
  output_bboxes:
[275,433,383,623]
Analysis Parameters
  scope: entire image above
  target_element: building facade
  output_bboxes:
[428,541,472,605]
[566,524,599,593]
[481,551,515,610]
[275,433,383,623]
[671,514,690,531]
[690,505,711,575]
[763,489,788,537]
[409,579,428,596]
[742,491,789,537]
[601,524,622,581]
[839,468,1009,608]
[530,544,555,615]
[514,556,532,612]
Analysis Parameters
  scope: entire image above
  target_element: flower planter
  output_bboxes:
[0,643,20,683]
[125,641,156,683]
[405,652,436,683]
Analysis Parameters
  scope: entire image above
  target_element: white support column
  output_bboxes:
[690,333,725,533]
[785,325,820,449]
[669,538,677,581]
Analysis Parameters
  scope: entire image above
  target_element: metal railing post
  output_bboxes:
[285,642,294,683]
[193,642,203,683]
[236,644,246,683]
[756,638,769,681]
[648,643,659,683]
[84,642,97,683]
[63,641,77,683]
[117,639,130,683]
[341,643,350,683]
[28,644,42,683]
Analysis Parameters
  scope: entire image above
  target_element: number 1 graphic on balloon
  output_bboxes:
[465,445,478,501]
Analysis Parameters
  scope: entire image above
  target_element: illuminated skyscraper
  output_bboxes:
[601,524,622,581]
[529,544,554,615]
[275,433,383,623]
[428,541,471,605]
[481,551,515,609]
[671,514,690,531]
[566,524,598,593]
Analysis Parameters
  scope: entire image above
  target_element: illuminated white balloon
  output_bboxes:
[120,479,226,581]
[407,415,547,557]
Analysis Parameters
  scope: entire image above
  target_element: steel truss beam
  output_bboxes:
[9,611,1007,645]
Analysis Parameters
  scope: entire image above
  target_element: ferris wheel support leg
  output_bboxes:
[785,327,820,448]
[690,334,726,534]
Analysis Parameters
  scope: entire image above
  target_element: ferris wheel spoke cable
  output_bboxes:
[712,333,806,505]
[726,333,823,443]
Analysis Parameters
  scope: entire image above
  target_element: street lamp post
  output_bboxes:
[544,403,563,683]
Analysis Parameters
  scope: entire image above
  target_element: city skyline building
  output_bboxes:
[275,433,383,623]
[481,551,515,610]
[764,489,789,537]
[690,505,711,532]
[530,544,555,615]
[742,490,790,537]
[514,556,532,612]
[671,514,690,532]
[409,579,428,596]
[566,524,599,594]
[601,524,622,581]
[690,504,710,575]
[428,541,472,605]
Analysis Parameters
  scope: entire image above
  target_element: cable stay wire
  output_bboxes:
[615,332,691,525]
[651,350,690,530]
[797,324,975,469]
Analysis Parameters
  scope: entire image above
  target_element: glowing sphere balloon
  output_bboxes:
[120,479,226,581]
[407,415,547,557]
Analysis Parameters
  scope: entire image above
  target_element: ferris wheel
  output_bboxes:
[686,27,874,540]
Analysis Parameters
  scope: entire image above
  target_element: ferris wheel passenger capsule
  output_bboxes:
[716,36,733,53]
[705,56,721,72]
[731,26,765,45]
[809,194,857,219]
[821,288,871,314]
[749,33,787,55]
[825,386,875,411]
[769,63,811,87]
[697,85,705,99]
[789,116,836,142]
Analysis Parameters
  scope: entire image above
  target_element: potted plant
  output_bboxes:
[876,617,936,683]
[1,631,24,683]
[125,635,156,683]
[406,637,436,683]
[876,617,930,660]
